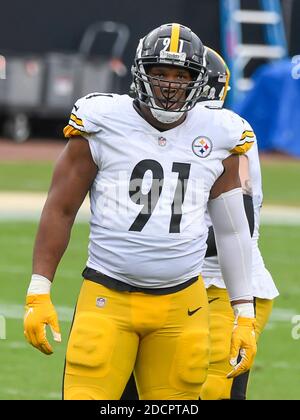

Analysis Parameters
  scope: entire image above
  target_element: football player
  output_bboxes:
[24,24,257,400]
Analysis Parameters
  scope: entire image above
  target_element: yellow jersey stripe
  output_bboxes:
[70,113,84,127]
[230,140,254,155]
[240,130,255,140]
[238,138,255,147]
[63,124,86,138]
[169,23,180,52]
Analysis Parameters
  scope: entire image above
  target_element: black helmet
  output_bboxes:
[198,47,231,108]
[132,23,208,123]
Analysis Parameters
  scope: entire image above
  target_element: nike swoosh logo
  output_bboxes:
[188,307,202,316]
[74,104,79,111]
[24,307,33,321]
[208,298,220,304]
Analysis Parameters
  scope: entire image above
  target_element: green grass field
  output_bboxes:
[261,161,300,206]
[0,221,87,400]
[0,159,300,400]
[0,162,54,192]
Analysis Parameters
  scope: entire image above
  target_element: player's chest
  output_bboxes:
[98,128,226,182]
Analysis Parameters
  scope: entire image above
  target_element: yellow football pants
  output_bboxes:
[200,286,274,400]
[64,278,210,400]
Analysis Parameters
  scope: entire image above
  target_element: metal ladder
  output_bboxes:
[220,0,288,106]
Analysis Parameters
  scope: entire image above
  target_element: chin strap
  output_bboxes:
[150,107,185,124]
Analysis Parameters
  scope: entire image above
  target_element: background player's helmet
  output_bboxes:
[132,23,208,123]
[198,47,231,109]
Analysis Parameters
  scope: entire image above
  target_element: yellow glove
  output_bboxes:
[24,294,61,355]
[227,316,257,379]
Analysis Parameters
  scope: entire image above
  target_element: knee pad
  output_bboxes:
[170,329,209,392]
[66,312,116,378]
[200,375,232,400]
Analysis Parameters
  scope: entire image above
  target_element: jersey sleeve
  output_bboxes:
[230,117,256,155]
[63,96,101,139]
[63,94,114,167]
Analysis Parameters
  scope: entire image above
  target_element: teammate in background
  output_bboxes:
[24,24,257,400]
[199,47,279,400]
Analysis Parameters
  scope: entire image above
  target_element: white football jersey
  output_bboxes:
[64,93,254,289]
[202,120,279,299]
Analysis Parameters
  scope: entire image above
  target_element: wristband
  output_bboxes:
[233,302,255,319]
[27,274,52,295]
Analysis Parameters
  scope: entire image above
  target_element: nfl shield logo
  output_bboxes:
[96,297,106,308]
[158,137,167,147]
[192,136,213,158]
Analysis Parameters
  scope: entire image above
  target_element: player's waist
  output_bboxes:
[82,266,200,295]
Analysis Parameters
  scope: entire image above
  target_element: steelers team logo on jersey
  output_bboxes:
[192,136,213,158]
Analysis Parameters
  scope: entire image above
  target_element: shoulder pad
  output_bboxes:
[63,93,117,138]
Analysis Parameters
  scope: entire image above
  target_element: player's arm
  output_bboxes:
[24,138,98,355]
[205,154,254,257]
[33,138,97,279]
[207,154,256,378]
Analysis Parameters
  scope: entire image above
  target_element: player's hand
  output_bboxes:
[24,294,61,355]
[227,316,257,379]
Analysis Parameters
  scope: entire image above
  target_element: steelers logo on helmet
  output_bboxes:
[132,23,208,124]
[192,136,213,158]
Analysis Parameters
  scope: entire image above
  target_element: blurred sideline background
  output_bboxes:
[0,0,300,400]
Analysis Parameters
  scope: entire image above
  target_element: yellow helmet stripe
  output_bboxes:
[169,23,180,52]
